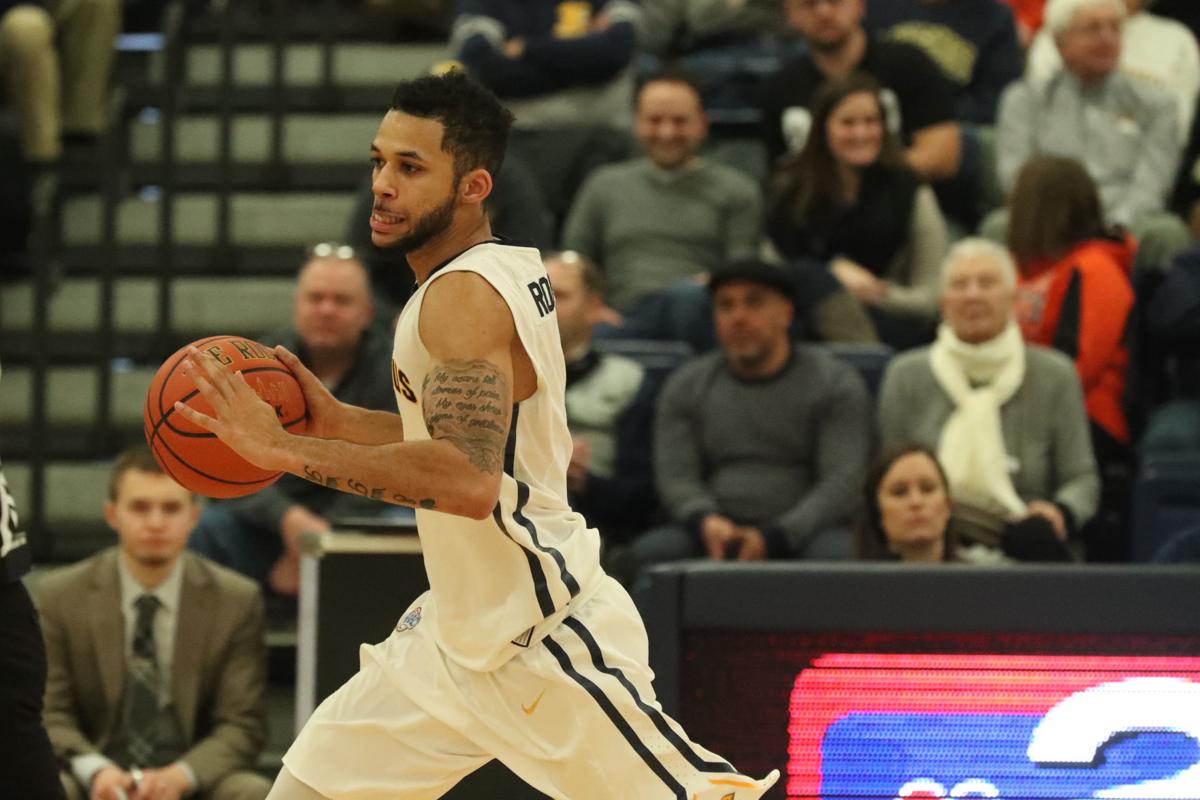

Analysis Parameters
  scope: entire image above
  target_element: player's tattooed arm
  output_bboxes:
[299,465,436,509]
[422,359,510,475]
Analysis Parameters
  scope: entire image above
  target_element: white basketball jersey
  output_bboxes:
[391,241,603,671]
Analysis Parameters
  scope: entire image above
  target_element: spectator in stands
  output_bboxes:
[993,0,1190,275]
[0,1,59,163]
[0,0,120,163]
[546,251,659,554]
[766,73,948,349]
[1027,0,1200,143]
[627,260,871,579]
[35,448,270,800]
[878,238,1099,561]
[189,248,397,597]
[856,444,958,563]
[562,68,762,316]
[760,0,962,188]
[866,0,1024,127]
[1008,156,1135,449]
[449,0,643,227]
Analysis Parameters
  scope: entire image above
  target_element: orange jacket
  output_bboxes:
[1003,0,1044,37]
[1014,234,1136,444]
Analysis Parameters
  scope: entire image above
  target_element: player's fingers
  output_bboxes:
[173,400,219,432]
[185,348,234,395]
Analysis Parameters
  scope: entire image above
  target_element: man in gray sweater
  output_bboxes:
[626,261,870,578]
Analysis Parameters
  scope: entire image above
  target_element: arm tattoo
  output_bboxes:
[422,359,509,475]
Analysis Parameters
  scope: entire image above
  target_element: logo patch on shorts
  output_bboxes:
[395,606,422,632]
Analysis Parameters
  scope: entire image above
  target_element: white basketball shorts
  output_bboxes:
[282,576,778,799]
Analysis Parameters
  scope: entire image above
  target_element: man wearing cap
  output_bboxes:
[626,260,871,579]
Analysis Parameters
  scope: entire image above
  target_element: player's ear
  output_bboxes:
[458,167,493,207]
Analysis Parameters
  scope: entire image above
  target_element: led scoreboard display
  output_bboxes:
[646,565,1200,800]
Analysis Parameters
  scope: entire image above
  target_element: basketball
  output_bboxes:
[143,335,309,498]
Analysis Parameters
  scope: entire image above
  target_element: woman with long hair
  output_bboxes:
[857,444,957,563]
[1008,155,1136,561]
[766,72,948,349]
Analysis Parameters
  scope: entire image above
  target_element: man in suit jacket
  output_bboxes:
[36,448,270,800]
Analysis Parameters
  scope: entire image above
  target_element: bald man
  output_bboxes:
[187,246,399,597]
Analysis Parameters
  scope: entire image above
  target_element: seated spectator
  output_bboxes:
[546,251,660,557]
[562,68,762,316]
[766,73,948,349]
[449,0,643,228]
[856,444,1011,564]
[1008,156,1136,561]
[0,0,121,164]
[878,238,1099,561]
[1028,0,1200,143]
[992,0,1190,275]
[866,0,1024,127]
[0,2,58,163]
[1008,156,1135,449]
[761,0,963,205]
[626,260,871,581]
[35,448,269,800]
[189,247,398,596]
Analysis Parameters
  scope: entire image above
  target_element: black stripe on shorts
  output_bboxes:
[563,616,736,774]
[544,634,687,800]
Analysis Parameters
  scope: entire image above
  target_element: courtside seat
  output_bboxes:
[1130,451,1200,561]
[822,341,894,399]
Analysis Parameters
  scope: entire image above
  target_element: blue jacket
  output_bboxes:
[452,0,640,98]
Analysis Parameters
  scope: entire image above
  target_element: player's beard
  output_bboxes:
[386,192,458,255]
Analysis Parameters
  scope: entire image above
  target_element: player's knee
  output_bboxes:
[0,6,55,51]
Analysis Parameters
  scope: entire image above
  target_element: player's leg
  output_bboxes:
[464,577,778,800]
[280,641,489,799]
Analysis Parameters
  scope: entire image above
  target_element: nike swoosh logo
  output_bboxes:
[522,689,546,715]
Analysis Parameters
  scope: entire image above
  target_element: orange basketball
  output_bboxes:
[143,335,309,498]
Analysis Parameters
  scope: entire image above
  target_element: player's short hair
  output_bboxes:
[1045,0,1124,36]
[390,71,515,182]
[545,250,605,298]
[636,65,706,110]
[109,446,189,501]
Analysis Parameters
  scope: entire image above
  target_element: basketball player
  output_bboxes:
[176,71,779,800]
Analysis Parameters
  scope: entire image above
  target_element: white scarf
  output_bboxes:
[930,321,1028,518]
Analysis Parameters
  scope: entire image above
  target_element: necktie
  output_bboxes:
[123,593,162,767]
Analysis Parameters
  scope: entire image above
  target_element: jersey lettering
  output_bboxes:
[392,360,417,403]
[528,277,556,318]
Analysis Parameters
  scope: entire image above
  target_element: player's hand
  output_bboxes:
[700,514,736,561]
[90,767,134,800]
[175,347,290,471]
[1025,500,1068,542]
[130,764,190,800]
[730,526,768,561]
[275,346,348,440]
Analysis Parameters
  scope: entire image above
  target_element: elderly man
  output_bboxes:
[1027,0,1200,141]
[562,67,762,317]
[188,245,397,596]
[878,238,1100,560]
[626,260,870,581]
[993,0,1190,273]
[37,448,269,800]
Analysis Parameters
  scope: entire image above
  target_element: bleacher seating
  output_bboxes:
[1129,451,1200,562]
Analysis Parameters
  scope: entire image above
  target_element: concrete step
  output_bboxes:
[0,276,294,336]
[60,191,357,247]
[129,112,382,164]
